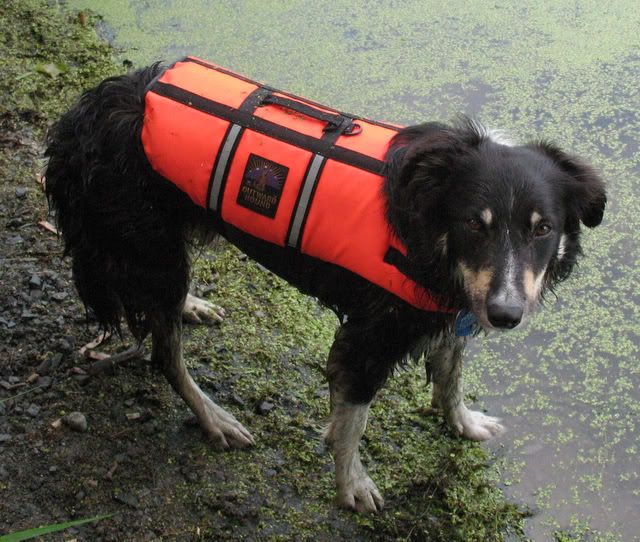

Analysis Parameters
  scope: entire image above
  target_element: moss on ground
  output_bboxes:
[0,0,120,131]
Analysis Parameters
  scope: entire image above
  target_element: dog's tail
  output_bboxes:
[45,64,199,339]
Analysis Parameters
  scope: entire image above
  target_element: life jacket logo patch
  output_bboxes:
[237,154,288,218]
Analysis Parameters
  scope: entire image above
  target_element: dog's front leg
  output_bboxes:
[323,333,384,513]
[429,335,504,441]
[149,309,254,450]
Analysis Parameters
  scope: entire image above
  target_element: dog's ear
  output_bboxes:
[385,120,484,241]
[386,119,483,189]
[533,142,607,228]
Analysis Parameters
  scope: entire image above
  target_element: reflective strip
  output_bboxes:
[208,123,243,212]
[287,153,325,248]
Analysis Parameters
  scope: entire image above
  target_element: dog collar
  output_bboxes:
[455,310,478,337]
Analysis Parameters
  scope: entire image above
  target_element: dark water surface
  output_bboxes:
[66,1,639,539]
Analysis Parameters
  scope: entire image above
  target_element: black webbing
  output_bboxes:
[150,81,386,175]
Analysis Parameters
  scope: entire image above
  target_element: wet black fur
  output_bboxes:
[45,65,606,405]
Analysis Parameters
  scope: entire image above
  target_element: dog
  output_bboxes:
[44,61,606,513]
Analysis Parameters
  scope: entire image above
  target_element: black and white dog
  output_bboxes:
[45,65,606,513]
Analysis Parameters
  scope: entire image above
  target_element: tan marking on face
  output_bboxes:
[530,211,542,227]
[480,208,493,226]
[523,266,547,302]
[459,263,494,301]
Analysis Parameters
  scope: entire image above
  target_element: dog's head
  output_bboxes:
[384,118,606,330]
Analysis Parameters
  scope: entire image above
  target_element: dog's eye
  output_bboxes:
[467,218,483,232]
[534,223,552,237]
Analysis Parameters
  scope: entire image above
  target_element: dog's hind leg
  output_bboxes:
[182,293,225,325]
[429,335,504,441]
[149,309,254,450]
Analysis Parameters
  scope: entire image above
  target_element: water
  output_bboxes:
[64,1,640,539]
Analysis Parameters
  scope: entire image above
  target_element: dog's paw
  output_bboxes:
[453,408,504,441]
[338,475,384,514]
[183,294,225,325]
[200,400,255,450]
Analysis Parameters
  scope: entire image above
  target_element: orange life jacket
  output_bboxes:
[142,56,445,313]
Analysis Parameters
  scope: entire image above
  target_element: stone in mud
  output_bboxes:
[62,411,88,432]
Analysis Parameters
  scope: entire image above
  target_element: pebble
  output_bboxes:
[229,393,246,408]
[0,465,8,479]
[15,187,27,198]
[36,358,52,375]
[114,491,139,508]
[256,401,275,415]
[26,404,40,417]
[50,352,64,370]
[62,411,88,432]
[0,434,12,444]
[51,292,69,301]
[37,376,52,389]
[28,275,42,289]
[6,235,23,245]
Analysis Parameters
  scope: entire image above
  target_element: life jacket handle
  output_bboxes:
[260,94,359,135]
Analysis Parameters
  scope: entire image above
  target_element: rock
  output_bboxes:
[0,465,8,479]
[36,357,52,375]
[0,403,5,415]
[37,376,52,389]
[26,404,40,417]
[15,187,27,198]
[49,465,58,473]
[114,491,139,508]
[8,376,20,384]
[229,393,246,408]
[50,352,64,370]
[6,235,23,245]
[62,411,87,432]
[28,275,42,289]
[60,337,74,353]
[256,401,275,415]
[51,292,69,302]
[0,434,12,444]
[200,284,217,296]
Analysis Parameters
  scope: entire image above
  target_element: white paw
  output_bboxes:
[453,408,505,441]
[338,474,384,513]
[183,294,225,325]
[200,398,254,450]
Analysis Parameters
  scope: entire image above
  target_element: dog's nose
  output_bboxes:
[487,302,523,329]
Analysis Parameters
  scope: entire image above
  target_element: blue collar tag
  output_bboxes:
[455,310,477,337]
